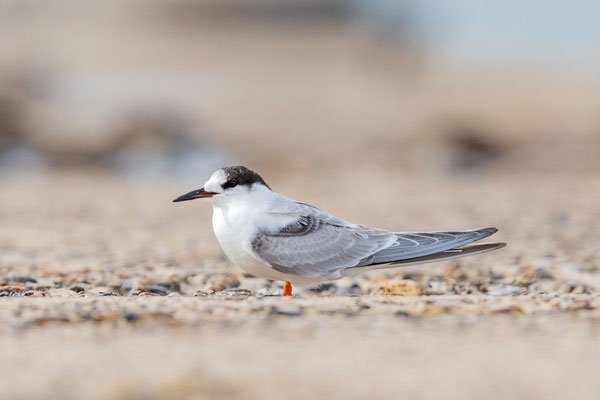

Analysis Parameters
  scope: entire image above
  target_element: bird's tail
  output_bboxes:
[373,241,506,269]
[342,227,506,277]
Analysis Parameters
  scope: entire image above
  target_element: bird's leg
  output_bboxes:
[283,281,293,296]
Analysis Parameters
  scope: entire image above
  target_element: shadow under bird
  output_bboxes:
[174,166,506,296]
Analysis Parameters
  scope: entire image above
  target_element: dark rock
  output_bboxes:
[309,283,337,294]
[145,286,169,296]
[153,281,182,293]
[395,310,412,317]
[23,291,46,297]
[8,276,37,283]
[123,313,140,322]
[336,283,363,295]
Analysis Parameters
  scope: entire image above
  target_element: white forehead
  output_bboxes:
[203,169,227,192]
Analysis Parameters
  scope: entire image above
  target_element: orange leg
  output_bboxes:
[283,281,293,296]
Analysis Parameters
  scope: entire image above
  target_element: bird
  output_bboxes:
[174,166,505,296]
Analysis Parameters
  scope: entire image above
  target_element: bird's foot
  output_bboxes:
[283,281,293,296]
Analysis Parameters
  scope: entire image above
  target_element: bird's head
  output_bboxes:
[173,165,271,204]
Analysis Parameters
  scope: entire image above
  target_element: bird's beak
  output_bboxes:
[173,188,217,202]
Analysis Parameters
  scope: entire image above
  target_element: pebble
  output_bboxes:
[152,281,182,293]
[270,304,304,317]
[309,283,337,294]
[45,288,77,297]
[336,283,363,296]
[23,291,46,297]
[145,286,169,296]
[254,288,282,297]
[220,288,252,297]
[123,313,140,322]
[206,274,240,289]
[138,292,160,297]
[193,289,215,297]
[487,285,528,296]
[6,275,37,283]
[0,285,27,294]
[376,280,424,296]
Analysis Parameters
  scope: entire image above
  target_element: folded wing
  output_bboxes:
[249,200,500,278]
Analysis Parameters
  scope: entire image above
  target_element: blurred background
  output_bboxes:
[2,0,599,177]
[1,1,600,399]
[1,0,599,268]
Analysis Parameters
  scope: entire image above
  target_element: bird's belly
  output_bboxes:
[212,211,284,281]
[216,232,289,281]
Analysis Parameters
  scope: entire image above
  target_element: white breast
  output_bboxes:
[210,185,330,287]
[211,191,294,281]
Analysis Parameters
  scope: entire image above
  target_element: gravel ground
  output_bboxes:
[1,170,599,399]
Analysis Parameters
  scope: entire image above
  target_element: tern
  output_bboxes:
[174,166,505,296]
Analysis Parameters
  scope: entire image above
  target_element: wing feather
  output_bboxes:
[250,198,499,278]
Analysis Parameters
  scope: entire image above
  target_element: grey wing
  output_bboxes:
[250,199,498,278]
[250,214,398,278]
[357,227,499,267]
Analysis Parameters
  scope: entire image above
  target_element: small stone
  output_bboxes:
[193,289,215,296]
[487,285,527,296]
[270,304,303,317]
[153,281,182,293]
[46,288,78,297]
[69,286,86,293]
[424,304,451,315]
[145,285,169,296]
[92,312,121,322]
[206,274,240,289]
[28,317,71,327]
[8,276,37,284]
[493,305,525,314]
[309,283,337,294]
[138,291,160,297]
[220,288,252,297]
[395,310,412,317]
[376,280,424,296]
[23,291,46,297]
[254,288,282,297]
[123,313,140,322]
[336,283,363,296]
[0,285,27,294]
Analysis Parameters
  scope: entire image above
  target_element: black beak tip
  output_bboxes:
[172,188,215,203]
[173,194,191,203]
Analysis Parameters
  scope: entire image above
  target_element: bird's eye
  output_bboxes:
[223,179,238,189]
